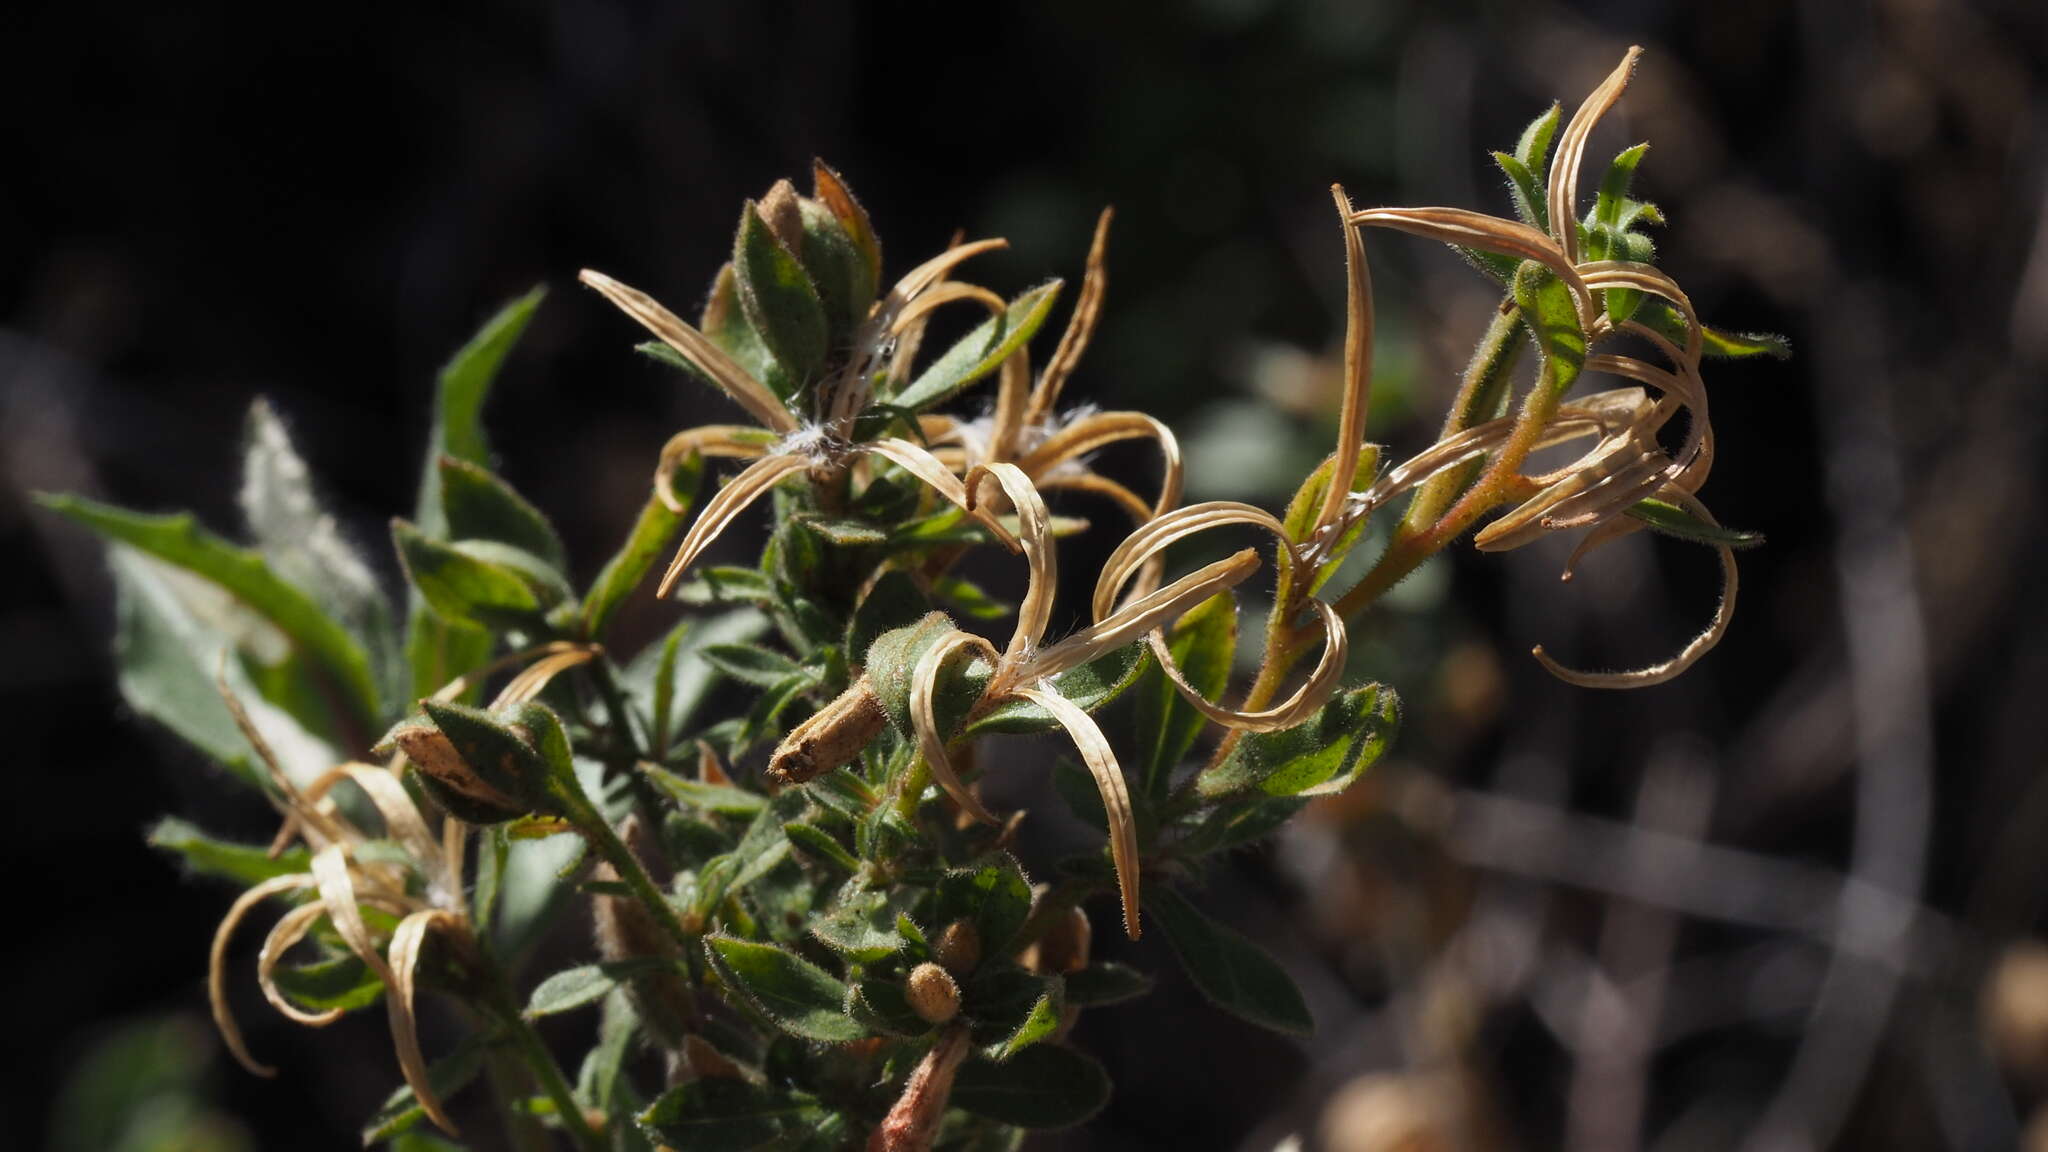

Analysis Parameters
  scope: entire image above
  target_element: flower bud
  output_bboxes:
[932,920,981,975]
[906,962,960,1025]
[1036,906,1092,975]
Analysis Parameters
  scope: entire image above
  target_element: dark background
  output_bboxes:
[6,1,2047,1149]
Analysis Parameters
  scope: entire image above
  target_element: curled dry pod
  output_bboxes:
[766,677,889,786]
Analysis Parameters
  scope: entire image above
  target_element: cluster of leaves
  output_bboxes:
[46,49,1784,1149]
[43,182,1395,1150]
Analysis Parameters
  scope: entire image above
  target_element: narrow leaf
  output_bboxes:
[951,1045,1111,1130]
[892,281,1063,412]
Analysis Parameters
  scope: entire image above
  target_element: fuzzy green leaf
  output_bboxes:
[1638,302,1793,359]
[360,1034,489,1143]
[1492,150,1547,231]
[1625,498,1765,549]
[1513,261,1586,399]
[891,281,1063,412]
[638,762,767,817]
[734,203,828,384]
[932,855,1035,956]
[1063,962,1154,1007]
[239,397,401,706]
[102,548,337,787]
[811,889,904,962]
[1148,887,1311,1035]
[271,953,385,1013]
[149,817,311,885]
[700,643,806,689]
[704,935,865,1042]
[964,965,1062,1059]
[1197,683,1399,799]
[637,1078,829,1151]
[41,494,382,731]
[966,642,1146,736]
[1514,103,1563,183]
[951,1045,1111,1130]
[782,821,859,874]
[1136,591,1235,796]
[416,287,545,535]
[798,198,875,345]
[437,456,565,568]
[583,453,704,641]
[392,520,554,628]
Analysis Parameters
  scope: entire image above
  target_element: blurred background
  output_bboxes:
[5,1,2045,1148]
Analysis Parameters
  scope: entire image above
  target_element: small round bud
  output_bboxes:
[932,919,981,974]
[906,962,960,1025]
[1036,906,1092,975]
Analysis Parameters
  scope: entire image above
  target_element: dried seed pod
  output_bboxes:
[766,679,888,786]
[906,962,961,1025]
[932,920,981,975]
[388,718,529,824]
[869,1027,970,1152]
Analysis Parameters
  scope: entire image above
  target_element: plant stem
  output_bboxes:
[573,802,698,956]
[493,992,608,1152]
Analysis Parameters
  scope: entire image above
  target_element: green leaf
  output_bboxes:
[637,1078,828,1151]
[148,817,310,885]
[360,1033,489,1143]
[1063,962,1153,1007]
[583,454,704,641]
[848,976,927,1036]
[40,494,382,731]
[798,198,876,345]
[526,961,665,1017]
[932,855,1034,956]
[1585,143,1651,324]
[951,1045,1111,1130]
[783,822,859,874]
[239,397,401,707]
[416,287,546,536]
[704,935,864,1042]
[1638,302,1792,359]
[1197,683,1399,799]
[1625,498,1765,549]
[1514,103,1563,188]
[794,513,889,547]
[964,966,1062,1059]
[966,642,1145,736]
[393,520,561,629]
[1147,887,1311,1036]
[1136,591,1235,796]
[734,203,828,385]
[932,575,1009,620]
[689,264,796,402]
[101,547,340,787]
[1492,151,1547,231]
[624,609,769,750]
[701,643,806,688]
[639,762,767,817]
[1176,795,1307,856]
[1277,445,1379,597]
[811,889,904,962]
[845,570,931,666]
[892,281,1063,412]
[270,952,385,1013]
[671,566,777,607]
[438,456,566,569]
[1512,261,1586,400]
